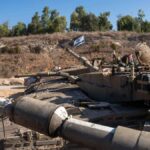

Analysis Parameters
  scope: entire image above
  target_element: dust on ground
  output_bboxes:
[0,78,25,98]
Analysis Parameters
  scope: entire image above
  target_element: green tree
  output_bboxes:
[0,22,10,37]
[98,12,112,31]
[137,9,145,23]
[70,6,86,31]
[117,10,147,32]
[28,6,66,34]
[52,16,67,32]
[142,21,150,32]
[41,6,51,32]
[117,15,139,31]
[28,12,41,34]
[75,6,86,17]
[137,9,145,32]
[80,13,99,31]
[70,12,80,31]
[50,10,59,21]
[48,9,60,32]
[11,22,26,36]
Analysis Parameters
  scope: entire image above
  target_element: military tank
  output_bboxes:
[1,42,150,150]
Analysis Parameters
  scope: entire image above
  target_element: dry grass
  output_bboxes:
[0,31,150,77]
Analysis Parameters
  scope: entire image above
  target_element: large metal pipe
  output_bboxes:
[5,97,150,150]
[61,117,115,150]
[5,97,68,137]
[60,118,150,150]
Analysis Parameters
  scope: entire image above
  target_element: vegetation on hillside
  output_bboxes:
[1,6,150,37]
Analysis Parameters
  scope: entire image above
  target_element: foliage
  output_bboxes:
[111,43,117,50]
[141,21,150,32]
[49,10,66,33]
[0,22,10,37]
[71,7,112,32]
[11,22,26,36]
[70,12,80,31]
[1,7,150,37]
[98,12,112,31]
[41,6,51,32]
[0,46,21,54]
[137,9,145,23]
[117,9,150,33]
[30,45,42,54]
[70,6,86,31]
[28,7,66,34]
[80,13,99,31]
[28,12,41,34]
[52,16,67,32]
[50,10,59,21]
[137,9,145,32]
[90,41,107,51]
[117,15,140,32]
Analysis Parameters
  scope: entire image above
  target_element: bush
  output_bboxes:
[90,42,107,51]
[30,45,42,54]
[91,44,100,51]
[110,43,117,50]
[0,46,21,54]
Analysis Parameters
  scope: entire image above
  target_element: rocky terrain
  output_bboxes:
[0,31,150,77]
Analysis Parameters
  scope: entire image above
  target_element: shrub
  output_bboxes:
[90,41,107,51]
[0,46,21,54]
[30,45,42,54]
[110,43,117,50]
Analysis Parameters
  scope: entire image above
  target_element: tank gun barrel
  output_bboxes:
[66,48,99,72]
[15,71,58,78]
[15,71,79,83]
[5,97,150,150]
[15,71,74,78]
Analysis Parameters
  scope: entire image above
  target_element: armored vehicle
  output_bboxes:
[1,43,150,150]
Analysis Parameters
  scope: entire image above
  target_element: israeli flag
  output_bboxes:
[73,35,85,47]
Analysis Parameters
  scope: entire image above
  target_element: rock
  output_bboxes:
[0,42,6,49]
[9,78,24,85]
[2,79,10,85]
[112,41,122,47]
[135,42,150,66]
[0,78,24,86]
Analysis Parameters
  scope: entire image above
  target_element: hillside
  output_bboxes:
[0,31,150,77]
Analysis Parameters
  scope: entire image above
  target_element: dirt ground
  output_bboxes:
[0,85,24,98]
[0,80,25,141]
[0,78,25,98]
